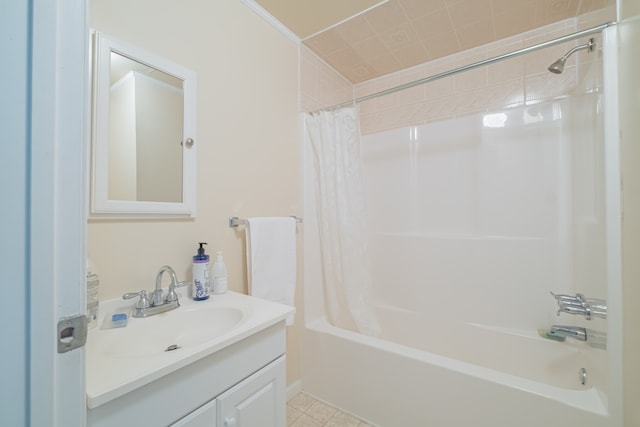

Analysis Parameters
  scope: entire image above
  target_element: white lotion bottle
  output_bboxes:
[212,251,228,294]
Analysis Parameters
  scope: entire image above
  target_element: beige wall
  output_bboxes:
[89,0,301,384]
[618,1,640,425]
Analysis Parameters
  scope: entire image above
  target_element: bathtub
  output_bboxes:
[302,313,609,426]
[301,100,613,425]
[300,28,620,427]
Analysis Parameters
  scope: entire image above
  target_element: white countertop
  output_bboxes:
[86,289,294,408]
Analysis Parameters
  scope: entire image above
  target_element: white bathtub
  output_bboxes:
[302,314,609,426]
[301,30,621,427]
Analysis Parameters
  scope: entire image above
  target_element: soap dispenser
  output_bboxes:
[212,251,228,294]
[192,242,210,301]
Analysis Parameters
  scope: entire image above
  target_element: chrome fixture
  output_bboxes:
[123,265,183,318]
[579,368,588,386]
[548,325,587,342]
[550,292,607,320]
[229,216,303,228]
[547,38,595,74]
[546,325,607,349]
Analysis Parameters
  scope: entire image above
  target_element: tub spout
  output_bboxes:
[548,325,587,341]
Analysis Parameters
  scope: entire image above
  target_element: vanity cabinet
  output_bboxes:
[171,399,217,427]
[217,355,285,427]
[171,356,285,427]
[87,321,287,427]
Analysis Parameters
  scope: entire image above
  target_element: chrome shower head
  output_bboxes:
[547,38,595,74]
[547,57,568,74]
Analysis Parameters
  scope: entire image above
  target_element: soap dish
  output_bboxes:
[101,313,128,329]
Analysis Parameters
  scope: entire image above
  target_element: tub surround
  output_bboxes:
[302,37,613,423]
[86,288,293,425]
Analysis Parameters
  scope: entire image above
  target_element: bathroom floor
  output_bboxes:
[287,393,372,427]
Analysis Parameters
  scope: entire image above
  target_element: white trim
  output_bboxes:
[286,379,303,401]
[30,0,88,425]
[301,0,389,41]
[240,0,300,44]
[602,26,623,427]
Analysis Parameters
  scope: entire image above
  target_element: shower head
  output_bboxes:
[548,38,595,74]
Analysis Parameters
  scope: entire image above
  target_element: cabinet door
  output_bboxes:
[217,356,285,427]
[171,399,217,427]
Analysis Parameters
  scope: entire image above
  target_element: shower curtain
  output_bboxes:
[305,106,380,337]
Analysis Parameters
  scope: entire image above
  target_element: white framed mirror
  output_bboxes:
[90,31,197,218]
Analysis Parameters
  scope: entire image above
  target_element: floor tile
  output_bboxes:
[287,393,372,427]
[306,400,338,424]
[325,410,362,427]
[289,393,318,413]
[290,413,324,427]
[287,405,304,425]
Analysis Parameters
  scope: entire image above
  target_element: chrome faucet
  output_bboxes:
[123,265,182,318]
[550,292,607,320]
[154,265,178,305]
[548,325,587,341]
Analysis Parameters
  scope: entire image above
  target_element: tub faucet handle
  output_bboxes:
[551,291,606,320]
[557,304,589,318]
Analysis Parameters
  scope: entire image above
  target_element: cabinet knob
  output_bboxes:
[224,417,237,427]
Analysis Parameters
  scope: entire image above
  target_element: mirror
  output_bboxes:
[91,32,197,218]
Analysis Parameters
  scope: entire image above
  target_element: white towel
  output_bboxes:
[246,217,296,325]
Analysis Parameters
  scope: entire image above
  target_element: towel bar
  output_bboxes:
[228,216,303,228]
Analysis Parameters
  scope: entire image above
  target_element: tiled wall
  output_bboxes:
[300,45,353,113]
[300,6,615,135]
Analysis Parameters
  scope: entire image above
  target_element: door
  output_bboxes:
[0,0,89,425]
[217,357,286,427]
[171,400,217,427]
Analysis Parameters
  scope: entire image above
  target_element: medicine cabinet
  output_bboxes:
[90,31,197,218]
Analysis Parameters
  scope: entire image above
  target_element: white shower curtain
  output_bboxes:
[305,106,380,337]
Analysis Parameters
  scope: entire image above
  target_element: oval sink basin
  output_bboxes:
[99,306,244,358]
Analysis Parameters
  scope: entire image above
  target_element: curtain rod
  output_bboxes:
[314,22,616,113]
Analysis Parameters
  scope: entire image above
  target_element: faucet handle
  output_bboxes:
[165,282,180,304]
[557,304,590,318]
[123,290,151,309]
[550,291,581,304]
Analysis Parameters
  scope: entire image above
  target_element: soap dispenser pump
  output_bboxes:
[192,242,210,301]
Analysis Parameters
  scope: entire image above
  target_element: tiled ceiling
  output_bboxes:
[253,0,387,39]
[255,0,616,83]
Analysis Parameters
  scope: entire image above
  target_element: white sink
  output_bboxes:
[86,289,294,408]
[98,306,244,358]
